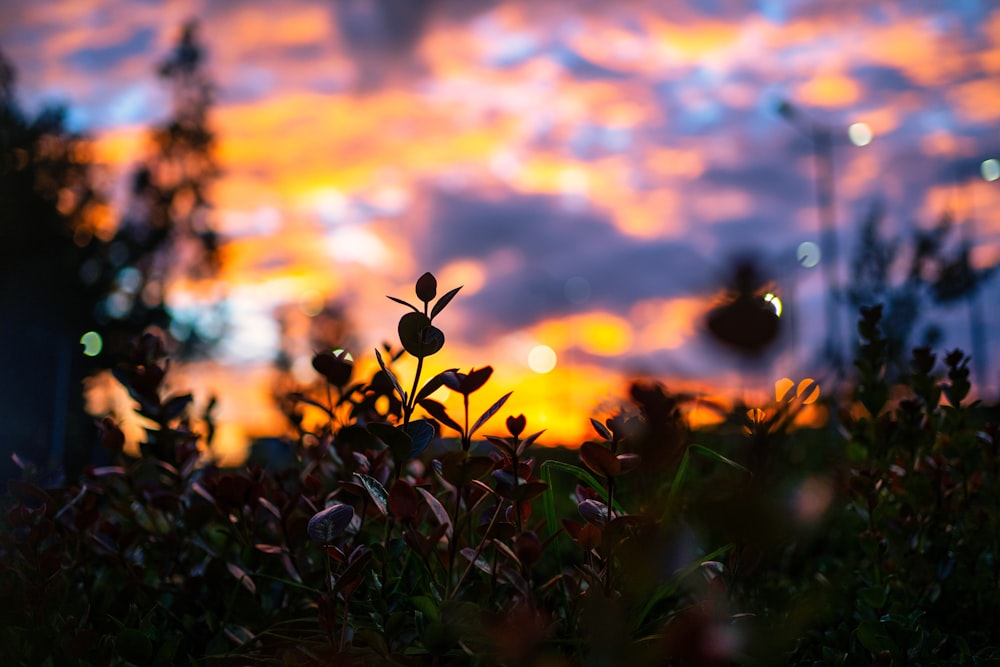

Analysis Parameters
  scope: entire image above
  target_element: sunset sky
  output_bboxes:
[3,0,999,461]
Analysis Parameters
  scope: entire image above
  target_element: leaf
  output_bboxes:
[856,620,898,654]
[460,547,491,574]
[388,479,420,523]
[580,442,621,478]
[485,435,516,457]
[386,295,420,312]
[403,419,435,457]
[590,418,613,441]
[288,393,333,417]
[516,430,546,457]
[162,393,193,421]
[367,422,413,464]
[399,312,444,358]
[374,348,407,404]
[307,503,355,544]
[690,444,752,475]
[226,562,257,595]
[470,391,513,438]
[416,487,453,538]
[462,367,494,395]
[254,543,285,555]
[509,480,549,503]
[415,272,437,302]
[353,473,389,516]
[419,398,463,433]
[257,496,282,520]
[414,368,459,404]
[334,546,373,597]
[430,285,462,320]
[538,460,624,512]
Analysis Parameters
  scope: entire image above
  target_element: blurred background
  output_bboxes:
[2,0,998,472]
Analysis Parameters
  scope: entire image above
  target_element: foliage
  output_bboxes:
[0,23,222,477]
[2,272,999,665]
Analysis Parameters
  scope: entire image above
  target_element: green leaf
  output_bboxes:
[354,473,389,516]
[856,619,898,654]
[690,444,752,474]
[539,460,625,512]
[859,584,889,610]
[633,543,734,631]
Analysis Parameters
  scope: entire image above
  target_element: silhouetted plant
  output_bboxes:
[2,271,999,665]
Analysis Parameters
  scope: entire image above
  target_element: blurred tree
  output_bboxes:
[0,22,222,480]
[0,49,114,481]
[847,203,997,383]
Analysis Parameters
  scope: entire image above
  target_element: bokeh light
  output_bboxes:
[528,345,557,374]
[764,292,782,317]
[796,241,821,268]
[847,122,873,147]
[982,158,1000,182]
[80,331,103,356]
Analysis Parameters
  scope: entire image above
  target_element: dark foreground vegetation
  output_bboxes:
[2,272,1000,666]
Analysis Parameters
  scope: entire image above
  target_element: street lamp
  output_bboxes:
[777,100,854,374]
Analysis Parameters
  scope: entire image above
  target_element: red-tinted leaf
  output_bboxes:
[617,453,642,474]
[334,546,372,597]
[226,562,257,595]
[416,487,453,538]
[463,367,493,394]
[460,547,491,574]
[580,442,621,478]
[485,435,516,457]
[516,430,546,457]
[420,398,463,433]
[388,479,420,523]
[506,414,526,438]
[590,418,613,441]
[254,543,285,555]
[470,391,513,438]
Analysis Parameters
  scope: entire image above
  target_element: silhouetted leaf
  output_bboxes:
[374,347,406,404]
[419,398,462,433]
[403,419,435,457]
[414,368,459,403]
[580,442,621,478]
[386,295,420,312]
[415,272,437,302]
[367,422,412,464]
[430,285,462,320]
[470,391,513,438]
[590,418,612,441]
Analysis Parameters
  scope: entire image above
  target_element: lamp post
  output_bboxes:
[778,100,847,374]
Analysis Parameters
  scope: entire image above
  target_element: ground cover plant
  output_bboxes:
[2,273,999,665]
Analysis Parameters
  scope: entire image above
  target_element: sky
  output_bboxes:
[3,0,1000,461]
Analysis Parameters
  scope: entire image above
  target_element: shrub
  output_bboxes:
[1,274,998,665]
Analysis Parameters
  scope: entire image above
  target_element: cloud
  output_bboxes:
[406,189,715,342]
